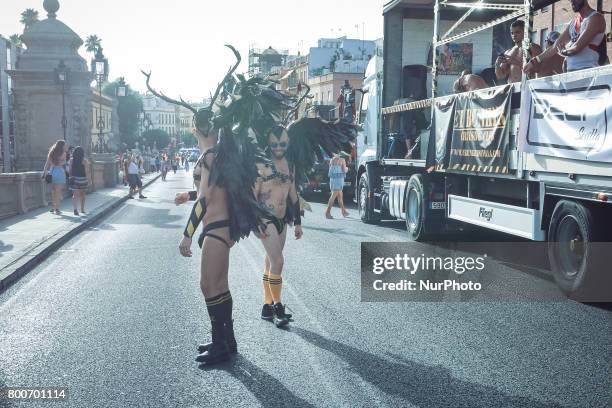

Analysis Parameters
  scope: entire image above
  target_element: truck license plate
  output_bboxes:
[430,202,446,210]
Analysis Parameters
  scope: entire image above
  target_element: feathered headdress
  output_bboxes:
[254,82,358,186]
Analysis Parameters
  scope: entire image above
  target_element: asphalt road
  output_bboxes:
[1,169,610,408]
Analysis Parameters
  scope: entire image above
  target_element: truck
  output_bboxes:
[355,0,612,299]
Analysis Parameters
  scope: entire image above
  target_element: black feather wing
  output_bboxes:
[286,118,357,185]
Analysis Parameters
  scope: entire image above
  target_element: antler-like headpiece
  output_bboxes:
[283,82,311,125]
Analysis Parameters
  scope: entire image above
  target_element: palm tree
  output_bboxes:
[20,8,39,30]
[85,35,102,54]
[9,34,22,47]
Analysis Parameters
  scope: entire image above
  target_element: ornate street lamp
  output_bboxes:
[116,77,128,97]
[54,59,70,140]
[91,47,109,153]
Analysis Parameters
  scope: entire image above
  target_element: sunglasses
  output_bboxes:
[270,142,288,148]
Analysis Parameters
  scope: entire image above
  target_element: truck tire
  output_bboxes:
[405,174,428,241]
[358,173,379,224]
[547,199,606,300]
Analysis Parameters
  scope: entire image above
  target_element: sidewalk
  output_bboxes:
[0,173,160,292]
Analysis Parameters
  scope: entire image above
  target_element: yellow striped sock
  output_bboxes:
[263,272,273,304]
[268,274,282,303]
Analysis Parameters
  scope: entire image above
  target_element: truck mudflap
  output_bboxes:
[447,195,545,240]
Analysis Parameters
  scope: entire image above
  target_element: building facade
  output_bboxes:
[0,37,21,172]
[308,72,364,120]
[531,2,611,58]
[142,93,177,137]
[309,36,376,78]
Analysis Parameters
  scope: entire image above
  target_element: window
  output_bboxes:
[540,28,549,47]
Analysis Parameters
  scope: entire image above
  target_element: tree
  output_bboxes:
[20,8,39,30]
[142,129,170,151]
[9,34,22,47]
[180,131,197,148]
[103,79,144,149]
[85,35,101,54]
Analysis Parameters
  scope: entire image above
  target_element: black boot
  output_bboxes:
[262,303,292,321]
[195,321,230,364]
[198,320,237,354]
[273,302,290,328]
[261,304,274,321]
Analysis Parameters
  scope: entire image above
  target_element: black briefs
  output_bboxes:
[198,219,231,248]
[265,217,286,235]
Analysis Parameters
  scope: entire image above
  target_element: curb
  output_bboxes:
[0,173,161,294]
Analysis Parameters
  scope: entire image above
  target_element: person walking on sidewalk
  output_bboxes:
[42,140,68,215]
[325,151,350,219]
[68,146,90,216]
[127,155,147,199]
[161,153,169,181]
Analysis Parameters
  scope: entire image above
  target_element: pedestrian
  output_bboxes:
[161,153,169,181]
[172,155,178,174]
[122,152,130,186]
[42,140,68,215]
[68,146,90,216]
[184,157,190,173]
[127,154,147,199]
[325,151,350,219]
[155,155,161,172]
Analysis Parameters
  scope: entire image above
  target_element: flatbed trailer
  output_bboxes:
[355,0,612,298]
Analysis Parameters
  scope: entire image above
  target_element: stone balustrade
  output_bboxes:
[0,156,124,219]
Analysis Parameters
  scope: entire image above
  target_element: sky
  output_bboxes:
[1,0,385,101]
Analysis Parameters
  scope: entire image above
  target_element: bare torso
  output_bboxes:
[256,159,292,219]
[198,154,231,235]
[504,44,541,83]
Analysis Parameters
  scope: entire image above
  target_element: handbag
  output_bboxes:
[45,174,52,183]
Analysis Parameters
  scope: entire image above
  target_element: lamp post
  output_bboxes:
[54,59,70,141]
[115,77,128,152]
[116,77,128,98]
[91,47,109,153]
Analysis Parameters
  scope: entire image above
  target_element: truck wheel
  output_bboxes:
[547,200,605,299]
[358,173,379,224]
[405,174,428,241]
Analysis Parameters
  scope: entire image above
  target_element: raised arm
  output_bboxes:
[525,27,570,75]
[494,54,511,80]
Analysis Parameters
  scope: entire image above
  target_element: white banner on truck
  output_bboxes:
[518,75,612,162]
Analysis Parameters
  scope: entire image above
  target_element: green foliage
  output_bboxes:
[180,131,197,148]
[9,34,22,47]
[103,79,144,149]
[20,9,39,30]
[142,129,171,150]
[85,35,101,54]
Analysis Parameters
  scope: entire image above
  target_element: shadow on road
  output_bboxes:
[0,242,14,258]
[0,375,16,408]
[114,204,183,229]
[290,327,566,408]
[199,355,315,407]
